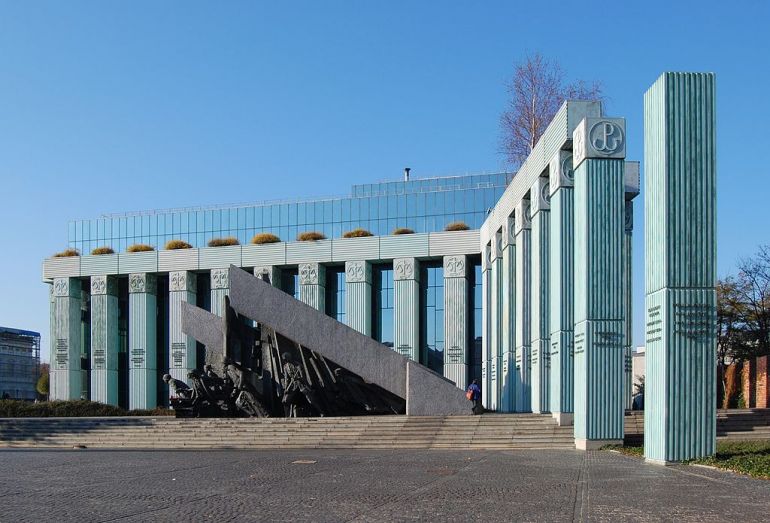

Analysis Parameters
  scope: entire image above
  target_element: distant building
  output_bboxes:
[0,327,41,400]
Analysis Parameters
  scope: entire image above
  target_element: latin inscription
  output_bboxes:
[93,348,106,370]
[446,345,463,364]
[574,332,585,355]
[55,338,68,369]
[646,304,663,343]
[171,342,186,367]
[673,303,714,340]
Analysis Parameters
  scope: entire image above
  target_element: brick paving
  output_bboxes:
[0,448,768,522]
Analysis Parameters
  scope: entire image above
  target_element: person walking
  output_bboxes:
[467,379,482,414]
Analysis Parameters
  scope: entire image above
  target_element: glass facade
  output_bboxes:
[281,269,300,300]
[421,263,444,374]
[325,267,346,323]
[67,173,511,253]
[470,260,483,383]
[373,266,394,347]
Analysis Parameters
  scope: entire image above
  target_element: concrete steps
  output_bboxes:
[0,414,574,450]
[624,409,770,444]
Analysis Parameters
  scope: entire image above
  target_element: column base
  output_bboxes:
[575,438,622,451]
[552,412,573,426]
[644,457,678,466]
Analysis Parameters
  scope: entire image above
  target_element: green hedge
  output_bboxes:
[0,400,173,418]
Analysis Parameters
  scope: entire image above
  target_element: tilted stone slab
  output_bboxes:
[181,301,224,366]
[227,265,471,414]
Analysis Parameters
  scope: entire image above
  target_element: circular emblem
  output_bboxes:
[541,182,551,205]
[589,121,624,156]
[562,155,574,182]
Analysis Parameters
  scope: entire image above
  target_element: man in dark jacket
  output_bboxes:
[467,379,482,414]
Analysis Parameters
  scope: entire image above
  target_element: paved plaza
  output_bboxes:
[1,449,768,522]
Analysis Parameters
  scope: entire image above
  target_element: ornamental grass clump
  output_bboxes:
[126,244,155,253]
[444,221,470,232]
[164,239,192,250]
[297,231,326,242]
[91,246,115,255]
[392,227,414,235]
[251,233,281,245]
[342,228,373,238]
[207,237,240,247]
[53,248,79,258]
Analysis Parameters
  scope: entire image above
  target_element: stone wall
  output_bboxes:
[742,356,769,409]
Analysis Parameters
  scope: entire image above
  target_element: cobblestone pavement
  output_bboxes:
[1,449,768,522]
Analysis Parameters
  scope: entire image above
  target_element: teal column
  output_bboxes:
[299,263,326,311]
[169,271,197,386]
[623,202,634,410]
[129,273,157,410]
[644,72,716,463]
[500,217,516,412]
[394,258,419,361]
[254,265,282,287]
[50,277,83,400]
[345,261,372,336]
[488,231,502,410]
[572,116,627,450]
[514,200,532,412]
[443,255,468,389]
[549,150,575,425]
[623,162,640,411]
[481,244,492,408]
[530,176,551,413]
[210,268,229,316]
[90,275,119,405]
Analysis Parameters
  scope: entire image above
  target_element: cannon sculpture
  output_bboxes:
[172,265,471,418]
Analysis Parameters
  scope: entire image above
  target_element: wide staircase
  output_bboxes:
[624,408,770,445]
[0,414,575,450]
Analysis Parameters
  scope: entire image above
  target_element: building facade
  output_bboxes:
[42,73,718,461]
[0,327,41,400]
[45,174,508,409]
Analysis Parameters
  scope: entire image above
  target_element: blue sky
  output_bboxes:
[1,1,768,361]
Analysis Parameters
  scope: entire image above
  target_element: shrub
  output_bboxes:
[297,231,326,242]
[91,246,115,255]
[0,399,174,417]
[207,237,240,247]
[342,228,374,238]
[251,233,281,245]
[444,221,470,232]
[392,228,414,235]
[126,244,155,253]
[164,239,193,250]
[53,248,79,258]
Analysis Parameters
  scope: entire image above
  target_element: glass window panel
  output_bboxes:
[342,199,350,222]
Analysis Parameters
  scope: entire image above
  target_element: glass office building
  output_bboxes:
[68,173,511,254]
[45,172,509,408]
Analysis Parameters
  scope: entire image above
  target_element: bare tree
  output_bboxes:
[500,53,604,167]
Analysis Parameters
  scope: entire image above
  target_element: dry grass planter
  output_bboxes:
[91,246,115,255]
[251,233,281,245]
[392,228,414,235]
[297,231,326,242]
[342,228,374,238]
[165,240,193,250]
[444,221,470,232]
[207,237,240,247]
[53,248,79,258]
[126,244,155,253]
